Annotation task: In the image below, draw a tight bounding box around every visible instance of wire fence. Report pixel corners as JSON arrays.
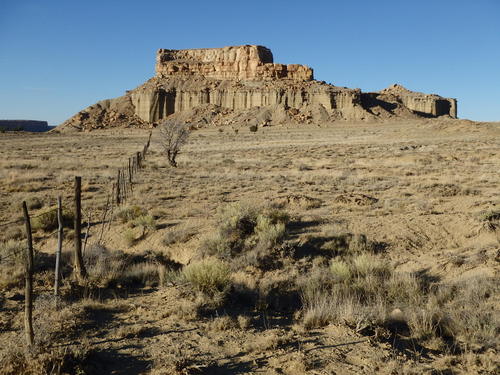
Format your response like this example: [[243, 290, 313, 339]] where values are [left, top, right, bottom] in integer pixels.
[[0, 131, 154, 346]]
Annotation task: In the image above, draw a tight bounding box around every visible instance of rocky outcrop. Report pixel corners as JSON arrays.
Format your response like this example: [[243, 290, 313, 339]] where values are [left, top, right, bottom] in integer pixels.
[[155, 45, 313, 81], [58, 45, 458, 131], [378, 84, 457, 118]]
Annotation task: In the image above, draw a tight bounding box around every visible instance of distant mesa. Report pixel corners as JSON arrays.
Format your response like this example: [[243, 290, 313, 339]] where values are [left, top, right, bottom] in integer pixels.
[[0, 120, 50, 132], [57, 45, 457, 131]]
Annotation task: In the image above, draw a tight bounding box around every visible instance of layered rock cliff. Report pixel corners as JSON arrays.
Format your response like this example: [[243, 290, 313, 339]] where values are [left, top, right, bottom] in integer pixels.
[[58, 45, 457, 131]]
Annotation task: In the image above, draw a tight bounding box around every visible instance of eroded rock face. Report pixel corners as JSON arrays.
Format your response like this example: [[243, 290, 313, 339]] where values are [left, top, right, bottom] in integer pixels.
[[58, 45, 458, 131], [155, 45, 313, 81], [379, 84, 457, 118]]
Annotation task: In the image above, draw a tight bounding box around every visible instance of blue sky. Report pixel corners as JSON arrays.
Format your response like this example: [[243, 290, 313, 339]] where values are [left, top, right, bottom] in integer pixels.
[[1, 0, 499, 124]]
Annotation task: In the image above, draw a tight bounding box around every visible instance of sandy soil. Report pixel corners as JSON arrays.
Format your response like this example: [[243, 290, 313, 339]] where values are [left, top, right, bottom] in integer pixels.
[[0, 119, 498, 374]]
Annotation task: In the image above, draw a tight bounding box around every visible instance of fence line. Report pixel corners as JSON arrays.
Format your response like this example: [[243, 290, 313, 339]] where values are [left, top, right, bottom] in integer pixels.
[[0, 131, 153, 346]]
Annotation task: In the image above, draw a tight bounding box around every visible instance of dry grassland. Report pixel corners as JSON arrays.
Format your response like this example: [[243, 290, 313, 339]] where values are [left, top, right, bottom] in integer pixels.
[[0, 119, 499, 374]]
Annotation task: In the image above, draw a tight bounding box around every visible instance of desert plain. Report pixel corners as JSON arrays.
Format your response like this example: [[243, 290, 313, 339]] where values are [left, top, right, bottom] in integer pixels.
[[0, 118, 499, 374]]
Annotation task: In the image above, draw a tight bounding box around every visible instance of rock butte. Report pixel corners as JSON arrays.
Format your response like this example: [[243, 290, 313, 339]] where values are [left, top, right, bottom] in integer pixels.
[[59, 45, 457, 131]]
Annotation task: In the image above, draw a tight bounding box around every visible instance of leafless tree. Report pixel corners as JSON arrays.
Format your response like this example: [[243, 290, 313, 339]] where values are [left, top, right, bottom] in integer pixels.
[[159, 120, 190, 167]]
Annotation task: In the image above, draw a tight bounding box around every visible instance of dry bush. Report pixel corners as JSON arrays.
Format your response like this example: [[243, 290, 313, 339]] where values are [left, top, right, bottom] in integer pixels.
[[159, 120, 190, 167], [31, 207, 74, 232], [26, 196, 44, 210], [0, 344, 92, 375], [300, 255, 418, 330], [199, 202, 290, 269], [444, 277, 499, 349], [2, 225, 24, 241], [182, 258, 231, 298], [131, 214, 156, 235], [114, 205, 147, 224], [480, 209, 500, 231], [163, 224, 198, 246], [0, 239, 25, 288], [320, 232, 374, 257], [123, 228, 136, 247], [84, 245, 166, 288], [0, 295, 94, 375]]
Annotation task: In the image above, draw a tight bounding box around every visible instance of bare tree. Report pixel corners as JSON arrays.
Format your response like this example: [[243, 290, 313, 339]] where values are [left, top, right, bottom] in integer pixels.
[[159, 120, 190, 167]]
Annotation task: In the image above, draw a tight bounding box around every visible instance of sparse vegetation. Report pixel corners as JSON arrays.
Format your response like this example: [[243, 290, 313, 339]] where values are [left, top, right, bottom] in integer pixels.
[[0, 123, 498, 374]]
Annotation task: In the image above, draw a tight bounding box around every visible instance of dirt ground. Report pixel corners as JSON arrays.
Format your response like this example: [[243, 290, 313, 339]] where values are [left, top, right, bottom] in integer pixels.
[[0, 119, 499, 374]]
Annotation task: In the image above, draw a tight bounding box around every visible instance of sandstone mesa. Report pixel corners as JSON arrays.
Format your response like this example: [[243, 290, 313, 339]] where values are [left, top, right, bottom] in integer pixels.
[[58, 45, 457, 131]]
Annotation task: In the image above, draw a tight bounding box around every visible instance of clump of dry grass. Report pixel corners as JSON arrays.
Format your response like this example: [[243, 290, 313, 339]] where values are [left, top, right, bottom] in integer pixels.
[[114, 205, 147, 224], [84, 245, 166, 288], [182, 257, 231, 299], [0, 239, 26, 288], [0, 295, 96, 375], [163, 224, 198, 246]]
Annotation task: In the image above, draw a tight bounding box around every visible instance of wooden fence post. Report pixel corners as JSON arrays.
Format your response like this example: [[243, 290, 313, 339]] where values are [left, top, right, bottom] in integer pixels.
[[74, 176, 87, 280], [137, 152, 141, 169], [22, 201, 34, 347], [121, 168, 127, 202], [116, 170, 121, 205], [54, 196, 63, 296], [128, 158, 132, 184]]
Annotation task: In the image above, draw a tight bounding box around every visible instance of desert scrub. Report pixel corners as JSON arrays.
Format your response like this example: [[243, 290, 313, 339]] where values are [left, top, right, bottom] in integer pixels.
[[123, 229, 136, 247], [114, 205, 147, 224], [84, 245, 165, 288], [300, 255, 419, 329], [182, 258, 231, 298], [163, 224, 197, 246], [31, 207, 74, 232], [479, 209, 500, 231], [301, 255, 499, 351], [200, 202, 290, 265], [132, 214, 156, 233], [0, 239, 26, 288]]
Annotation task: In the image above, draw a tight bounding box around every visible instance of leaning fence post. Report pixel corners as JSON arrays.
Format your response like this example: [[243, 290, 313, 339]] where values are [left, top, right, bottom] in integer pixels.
[[54, 196, 63, 296], [74, 176, 87, 280], [22, 201, 34, 347]]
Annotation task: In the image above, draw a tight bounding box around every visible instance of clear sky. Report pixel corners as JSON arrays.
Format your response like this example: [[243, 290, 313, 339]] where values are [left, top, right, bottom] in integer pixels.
[[1, 0, 499, 125]]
